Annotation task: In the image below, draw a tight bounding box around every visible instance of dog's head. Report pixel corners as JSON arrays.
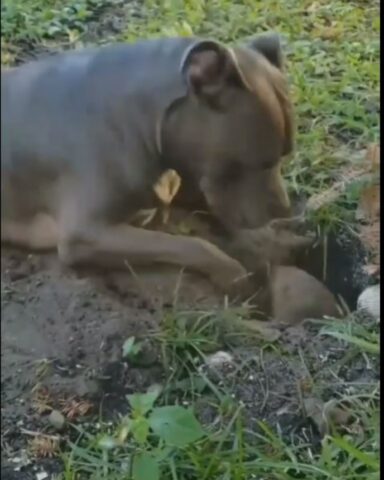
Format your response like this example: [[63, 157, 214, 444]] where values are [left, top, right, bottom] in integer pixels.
[[166, 33, 294, 231]]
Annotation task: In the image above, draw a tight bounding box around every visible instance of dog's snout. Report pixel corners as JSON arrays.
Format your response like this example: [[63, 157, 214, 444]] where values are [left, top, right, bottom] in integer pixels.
[[269, 200, 291, 219]]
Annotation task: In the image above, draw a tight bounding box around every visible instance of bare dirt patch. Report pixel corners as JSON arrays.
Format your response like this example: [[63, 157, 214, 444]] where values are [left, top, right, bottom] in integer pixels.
[[1, 246, 223, 477]]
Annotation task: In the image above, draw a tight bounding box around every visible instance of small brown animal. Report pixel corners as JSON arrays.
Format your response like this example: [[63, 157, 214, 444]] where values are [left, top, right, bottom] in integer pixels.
[[270, 266, 341, 325]]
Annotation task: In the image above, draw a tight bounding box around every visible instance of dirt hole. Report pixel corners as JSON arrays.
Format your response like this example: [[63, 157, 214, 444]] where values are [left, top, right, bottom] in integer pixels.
[[298, 228, 373, 310]]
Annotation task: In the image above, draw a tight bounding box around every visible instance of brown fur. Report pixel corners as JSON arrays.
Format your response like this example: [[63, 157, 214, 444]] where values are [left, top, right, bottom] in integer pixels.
[[230, 46, 294, 155]]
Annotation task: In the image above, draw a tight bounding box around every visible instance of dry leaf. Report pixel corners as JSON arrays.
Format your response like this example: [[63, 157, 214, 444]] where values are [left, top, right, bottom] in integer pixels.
[[306, 167, 367, 211], [28, 435, 60, 458], [356, 184, 380, 221], [359, 221, 380, 261], [153, 169, 181, 205], [362, 263, 380, 278], [365, 143, 380, 173], [357, 143, 380, 268], [307, 144, 380, 212], [60, 396, 93, 420], [131, 170, 182, 228], [32, 387, 54, 415]]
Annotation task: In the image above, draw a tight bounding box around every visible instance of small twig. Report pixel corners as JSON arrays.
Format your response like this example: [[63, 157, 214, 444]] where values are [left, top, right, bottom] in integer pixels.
[[172, 267, 185, 309], [20, 428, 60, 441], [258, 348, 271, 413]]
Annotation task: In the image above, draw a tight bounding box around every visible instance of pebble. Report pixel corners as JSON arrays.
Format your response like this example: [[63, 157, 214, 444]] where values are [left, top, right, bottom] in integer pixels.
[[205, 351, 234, 369], [36, 473, 48, 480], [48, 410, 66, 431], [357, 284, 380, 321]]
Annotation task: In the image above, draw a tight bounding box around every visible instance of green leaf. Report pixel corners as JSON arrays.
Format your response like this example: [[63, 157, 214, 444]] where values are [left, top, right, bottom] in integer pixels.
[[127, 386, 161, 416], [320, 329, 380, 355], [122, 336, 142, 359], [97, 435, 120, 450], [331, 436, 380, 470], [131, 417, 150, 444], [133, 452, 160, 480], [148, 406, 205, 447]]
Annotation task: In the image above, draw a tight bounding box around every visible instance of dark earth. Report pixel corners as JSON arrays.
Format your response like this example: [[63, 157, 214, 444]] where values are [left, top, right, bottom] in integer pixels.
[[1, 218, 379, 479]]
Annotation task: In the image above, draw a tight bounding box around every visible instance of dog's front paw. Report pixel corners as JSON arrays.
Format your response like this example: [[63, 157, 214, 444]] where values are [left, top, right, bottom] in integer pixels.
[[210, 258, 247, 290], [229, 220, 315, 271]]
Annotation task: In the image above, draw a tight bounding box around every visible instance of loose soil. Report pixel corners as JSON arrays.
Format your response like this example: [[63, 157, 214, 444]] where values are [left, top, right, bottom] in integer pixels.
[[1, 243, 223, 478], [1, 223, 379, 479]]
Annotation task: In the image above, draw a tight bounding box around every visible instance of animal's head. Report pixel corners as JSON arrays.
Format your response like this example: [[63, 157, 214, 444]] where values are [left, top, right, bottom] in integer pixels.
[[163, 33, 294, 231]]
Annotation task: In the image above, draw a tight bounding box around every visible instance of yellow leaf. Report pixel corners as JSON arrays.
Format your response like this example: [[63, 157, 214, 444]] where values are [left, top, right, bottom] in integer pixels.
[[153, 169, 181, 205]]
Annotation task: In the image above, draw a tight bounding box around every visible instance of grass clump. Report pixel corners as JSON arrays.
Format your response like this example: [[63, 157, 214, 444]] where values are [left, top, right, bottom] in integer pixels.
[[57, 311, 380, 480]]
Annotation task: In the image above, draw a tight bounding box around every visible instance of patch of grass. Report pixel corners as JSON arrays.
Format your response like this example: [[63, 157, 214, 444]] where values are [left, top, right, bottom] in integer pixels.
[[54, 311, 379, 480], [1, 0, 93, 44], [320, 315, 380, 356], [60, 342, 379, 479]]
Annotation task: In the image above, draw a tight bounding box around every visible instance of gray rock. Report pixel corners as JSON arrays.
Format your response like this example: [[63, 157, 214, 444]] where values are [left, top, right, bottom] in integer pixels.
[[48, 410, 65, 431]]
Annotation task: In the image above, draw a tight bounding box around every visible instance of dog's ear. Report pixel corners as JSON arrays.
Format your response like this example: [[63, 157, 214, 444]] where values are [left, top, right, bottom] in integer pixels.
[[247, 33, 283, 70], [181, 40, 241, 103]]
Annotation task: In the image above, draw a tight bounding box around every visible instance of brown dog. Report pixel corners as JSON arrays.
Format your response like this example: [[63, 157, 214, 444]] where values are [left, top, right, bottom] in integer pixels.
[[1, 34, 302, 295]]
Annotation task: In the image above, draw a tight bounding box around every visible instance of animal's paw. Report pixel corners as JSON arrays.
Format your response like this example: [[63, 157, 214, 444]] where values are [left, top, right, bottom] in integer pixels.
[[210, 258, 247, 290], [229, 217, 315, 271], [211, 260, 271, 303], [266, 217, 316, 251]]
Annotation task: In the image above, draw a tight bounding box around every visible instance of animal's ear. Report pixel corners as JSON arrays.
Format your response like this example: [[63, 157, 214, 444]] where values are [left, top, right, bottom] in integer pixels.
[[181, 40, 241, 103], [247, 33, 283, 70]]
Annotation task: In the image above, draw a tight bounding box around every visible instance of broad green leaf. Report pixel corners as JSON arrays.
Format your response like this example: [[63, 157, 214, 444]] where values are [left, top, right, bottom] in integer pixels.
[[131, 417, 150, 444], [133, 452, 160, 480], [127, 387, 161, 416], [148, 406, 205, 447]]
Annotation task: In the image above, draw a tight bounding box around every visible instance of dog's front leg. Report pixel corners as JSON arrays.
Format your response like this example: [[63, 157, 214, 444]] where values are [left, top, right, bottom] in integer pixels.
[[58, 223, 249, 294]]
